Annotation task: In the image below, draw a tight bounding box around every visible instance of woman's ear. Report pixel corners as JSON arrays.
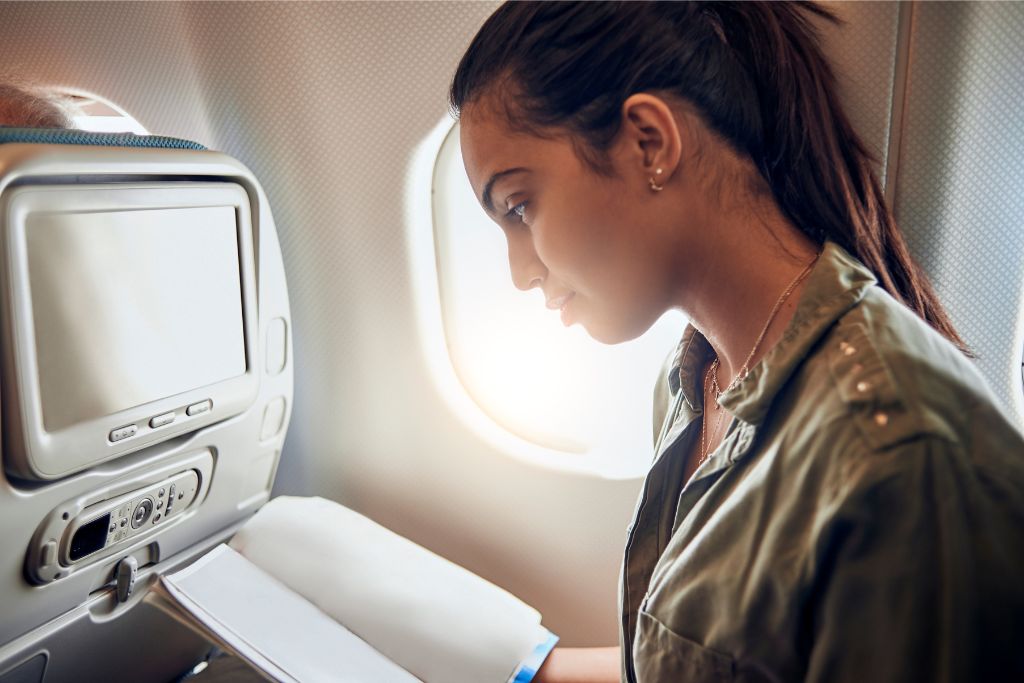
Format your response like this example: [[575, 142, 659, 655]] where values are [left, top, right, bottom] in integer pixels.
[[620, 94, 683, 185]]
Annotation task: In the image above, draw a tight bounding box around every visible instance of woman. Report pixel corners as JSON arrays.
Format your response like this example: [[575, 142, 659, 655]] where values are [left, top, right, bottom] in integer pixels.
[[451, 2, 1024, 682]]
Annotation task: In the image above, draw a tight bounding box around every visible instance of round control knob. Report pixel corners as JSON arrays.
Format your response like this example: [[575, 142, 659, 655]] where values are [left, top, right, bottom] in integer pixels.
[[130, 498, 154, 529]]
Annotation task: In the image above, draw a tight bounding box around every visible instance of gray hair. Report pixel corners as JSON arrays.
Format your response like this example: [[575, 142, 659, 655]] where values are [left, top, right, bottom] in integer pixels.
[[0, 83, 74, 129]]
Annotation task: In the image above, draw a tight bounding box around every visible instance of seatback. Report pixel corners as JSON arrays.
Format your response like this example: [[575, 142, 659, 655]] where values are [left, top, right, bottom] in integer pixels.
[[0, 130, 293, 682]]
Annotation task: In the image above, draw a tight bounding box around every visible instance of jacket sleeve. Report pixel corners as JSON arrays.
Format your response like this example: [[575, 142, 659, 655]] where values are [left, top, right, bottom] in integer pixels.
[[805, 435, 1024, 683]]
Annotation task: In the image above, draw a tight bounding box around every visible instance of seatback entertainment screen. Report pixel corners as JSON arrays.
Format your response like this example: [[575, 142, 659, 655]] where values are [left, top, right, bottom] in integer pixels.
[[27, 206, 247, 432], [2, 181, 259, 481]]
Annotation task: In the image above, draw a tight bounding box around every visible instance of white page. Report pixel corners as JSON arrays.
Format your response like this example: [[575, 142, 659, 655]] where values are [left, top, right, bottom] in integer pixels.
[[230, 497, 549, 683], [160, 545, 422, 683]]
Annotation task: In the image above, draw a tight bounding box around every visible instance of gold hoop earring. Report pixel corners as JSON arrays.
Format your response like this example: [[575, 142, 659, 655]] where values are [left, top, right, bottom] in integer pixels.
[[649, 167, 664, 192]]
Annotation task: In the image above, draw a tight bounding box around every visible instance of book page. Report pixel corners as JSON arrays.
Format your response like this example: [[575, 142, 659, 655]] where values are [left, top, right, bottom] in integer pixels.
[[150, 545, 421, 683], [230, 496, 550, 683]]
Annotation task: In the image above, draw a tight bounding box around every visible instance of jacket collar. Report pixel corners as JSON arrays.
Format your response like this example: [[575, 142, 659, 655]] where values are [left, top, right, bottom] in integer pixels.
[[666, 242, 878, 426]]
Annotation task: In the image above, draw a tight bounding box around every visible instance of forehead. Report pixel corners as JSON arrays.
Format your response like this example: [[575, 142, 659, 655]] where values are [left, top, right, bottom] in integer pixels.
[[459, 102, 577, 199], [459, 105, 528, 193]]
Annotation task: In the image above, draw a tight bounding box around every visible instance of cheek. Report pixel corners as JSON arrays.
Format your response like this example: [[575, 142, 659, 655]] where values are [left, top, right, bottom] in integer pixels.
[[533, 197, 623, 277]]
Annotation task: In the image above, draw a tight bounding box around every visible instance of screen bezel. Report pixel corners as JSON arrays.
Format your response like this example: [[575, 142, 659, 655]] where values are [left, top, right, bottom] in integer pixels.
[[2, 182, 259, 480]]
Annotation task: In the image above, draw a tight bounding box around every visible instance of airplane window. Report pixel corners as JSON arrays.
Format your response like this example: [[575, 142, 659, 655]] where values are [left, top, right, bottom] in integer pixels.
[[64, 91, 148, 134], [424, 122, 687, 478]]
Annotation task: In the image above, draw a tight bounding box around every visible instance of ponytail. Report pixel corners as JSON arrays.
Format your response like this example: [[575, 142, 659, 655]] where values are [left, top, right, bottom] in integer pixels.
[[701, 3, 967, 353], [450, 1, 969, 353]]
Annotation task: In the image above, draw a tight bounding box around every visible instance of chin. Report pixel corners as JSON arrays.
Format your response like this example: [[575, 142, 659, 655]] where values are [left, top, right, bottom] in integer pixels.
[[580, 317, 650, 346]]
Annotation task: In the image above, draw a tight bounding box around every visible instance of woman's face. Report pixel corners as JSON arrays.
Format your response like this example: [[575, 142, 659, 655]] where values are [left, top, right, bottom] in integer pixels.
[[460, 105, 686, 344]]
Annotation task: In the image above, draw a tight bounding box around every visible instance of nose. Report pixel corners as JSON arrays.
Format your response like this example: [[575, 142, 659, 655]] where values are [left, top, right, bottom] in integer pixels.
[[506, 231, 546, 291]]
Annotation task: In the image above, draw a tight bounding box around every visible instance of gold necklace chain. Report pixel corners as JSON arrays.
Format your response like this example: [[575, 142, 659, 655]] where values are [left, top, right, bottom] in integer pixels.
[[698, 255, 818, 469], [698, 362, 728, 468], [710, 255, 819, 401]]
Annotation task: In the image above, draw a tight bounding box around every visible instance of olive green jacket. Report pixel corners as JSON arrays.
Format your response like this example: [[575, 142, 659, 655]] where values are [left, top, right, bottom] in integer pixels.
[[619, 242, 1024, 682]]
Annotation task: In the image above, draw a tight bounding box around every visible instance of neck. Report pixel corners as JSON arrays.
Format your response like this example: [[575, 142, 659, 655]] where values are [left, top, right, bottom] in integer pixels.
[[674, 211, 819, 388]]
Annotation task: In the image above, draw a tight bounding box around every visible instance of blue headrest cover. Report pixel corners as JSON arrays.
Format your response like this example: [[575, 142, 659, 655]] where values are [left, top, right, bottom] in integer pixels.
[[0, 127, 205, 150]]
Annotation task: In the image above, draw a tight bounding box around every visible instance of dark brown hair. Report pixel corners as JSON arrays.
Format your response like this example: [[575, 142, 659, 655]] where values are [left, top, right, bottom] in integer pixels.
[[450, 1, 968, 353]]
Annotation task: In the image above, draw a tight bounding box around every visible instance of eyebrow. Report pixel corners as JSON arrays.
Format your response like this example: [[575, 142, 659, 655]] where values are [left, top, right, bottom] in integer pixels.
[[481, 167, 529, 215]]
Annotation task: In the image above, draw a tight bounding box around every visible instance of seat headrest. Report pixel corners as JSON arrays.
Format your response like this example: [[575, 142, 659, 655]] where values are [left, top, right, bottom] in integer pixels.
[[0, 126, 205, 150]]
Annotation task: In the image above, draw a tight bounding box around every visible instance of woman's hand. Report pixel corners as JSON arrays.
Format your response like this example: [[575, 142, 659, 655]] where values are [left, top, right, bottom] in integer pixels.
[[533, 646, 620, 683]]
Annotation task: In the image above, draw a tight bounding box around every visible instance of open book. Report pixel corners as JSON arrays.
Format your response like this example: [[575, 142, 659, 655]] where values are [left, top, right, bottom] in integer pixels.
[[147, 497, 554, 683]]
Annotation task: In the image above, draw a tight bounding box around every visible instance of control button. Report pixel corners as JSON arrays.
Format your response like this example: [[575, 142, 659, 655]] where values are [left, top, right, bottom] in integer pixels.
[[169, 484, 177, 499], [41, 541, 57, 567], [109, 424, 137, 443], [109, 523, 116, 533], [131, 499, 154, 529], [157, 501, 163, 510], [149, 412, 175, 429], [158, 488, 165, 498], [186, 400, 212, 417], [120, 518, 127, 528], [153, 514, 161, 523]]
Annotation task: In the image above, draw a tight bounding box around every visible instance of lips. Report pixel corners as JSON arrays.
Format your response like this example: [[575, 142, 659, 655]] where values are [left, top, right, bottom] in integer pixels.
[[545, 292, 574, 311], [545, 292, 576, 326]]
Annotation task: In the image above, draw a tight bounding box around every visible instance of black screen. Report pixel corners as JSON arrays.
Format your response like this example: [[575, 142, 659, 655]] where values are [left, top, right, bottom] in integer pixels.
[[69, 513, 110, 561]]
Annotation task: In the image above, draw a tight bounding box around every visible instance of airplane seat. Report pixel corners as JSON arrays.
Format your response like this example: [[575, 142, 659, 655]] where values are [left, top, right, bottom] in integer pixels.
[[0, 128, 293, 682]]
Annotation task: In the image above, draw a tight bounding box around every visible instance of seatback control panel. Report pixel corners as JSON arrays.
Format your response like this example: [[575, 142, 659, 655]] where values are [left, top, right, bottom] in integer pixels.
[[64, 470, 200, 564], [25, 449, 213, 585]]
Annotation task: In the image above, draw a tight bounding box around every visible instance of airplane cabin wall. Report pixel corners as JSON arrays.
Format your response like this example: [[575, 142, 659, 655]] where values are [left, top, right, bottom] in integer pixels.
[[893, 2, 1024, 422], [1, 1, 1019, 648]]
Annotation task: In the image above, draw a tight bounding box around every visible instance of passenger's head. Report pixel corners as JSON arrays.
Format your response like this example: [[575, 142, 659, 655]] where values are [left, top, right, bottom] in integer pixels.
[[0, 83, 73, 129], [451, 1, 965, 350]]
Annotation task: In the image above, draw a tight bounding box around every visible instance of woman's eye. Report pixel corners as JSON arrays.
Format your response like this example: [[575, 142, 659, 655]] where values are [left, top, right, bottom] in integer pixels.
[[505, 201, 529, 224]]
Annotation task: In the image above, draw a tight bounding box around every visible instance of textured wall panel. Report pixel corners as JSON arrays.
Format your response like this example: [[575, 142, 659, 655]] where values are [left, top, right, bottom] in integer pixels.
[[0, 1, 911, 647], [895, 2, 1024, 423], [821, 1, 901, 187]]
